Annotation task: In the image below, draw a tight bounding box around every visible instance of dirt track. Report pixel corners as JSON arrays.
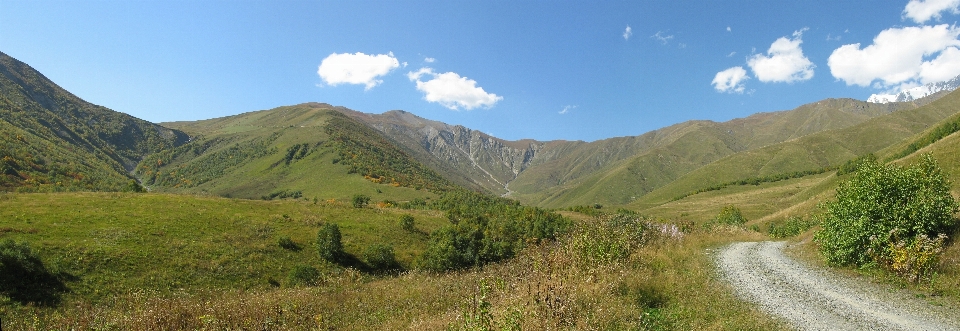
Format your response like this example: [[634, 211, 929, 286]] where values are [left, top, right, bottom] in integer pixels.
[[717, 241, 960, 331]]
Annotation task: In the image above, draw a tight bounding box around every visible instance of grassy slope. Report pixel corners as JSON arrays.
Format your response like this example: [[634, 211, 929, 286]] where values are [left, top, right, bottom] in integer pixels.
[[0, 192, 786, 330], [0, 51, 188, 192], [509, 98, 925, 208], [143, 103, 438, 202], [0, 192, 448, 303], [631, 89, 960, 210]]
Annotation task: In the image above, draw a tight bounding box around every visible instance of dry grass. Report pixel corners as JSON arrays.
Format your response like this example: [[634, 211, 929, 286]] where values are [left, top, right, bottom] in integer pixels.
[[2, 215, 786, 330]]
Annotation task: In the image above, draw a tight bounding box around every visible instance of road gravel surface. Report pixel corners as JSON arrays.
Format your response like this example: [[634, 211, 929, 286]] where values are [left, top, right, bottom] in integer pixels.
[[717, 241, 960, 331]]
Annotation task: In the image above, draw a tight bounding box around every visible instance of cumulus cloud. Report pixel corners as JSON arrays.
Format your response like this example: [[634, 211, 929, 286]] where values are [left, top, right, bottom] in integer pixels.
[[827, 24, 960, 88], [407, 68, 502, 110], [747, 29, 815, 83], [559, 105, 577, 114], [424, 57, 436, 63], [904, 0, 960, 23], [651, 31, 674, 44], [317, 52, 400, 90], [623, 26, 633, 40], [727, 26, 732, 32], [712, 66, 750, 93]]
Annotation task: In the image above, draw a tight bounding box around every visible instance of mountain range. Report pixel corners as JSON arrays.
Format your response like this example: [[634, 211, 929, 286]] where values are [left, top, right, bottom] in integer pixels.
[[3, 50, 960, 211], [867, 75, 960, 103]]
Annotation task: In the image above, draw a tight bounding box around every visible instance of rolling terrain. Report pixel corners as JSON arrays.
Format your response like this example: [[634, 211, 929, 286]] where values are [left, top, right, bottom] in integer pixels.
[[346, 96, 941, 208], [0, 51, 188, 192], [3, 51, 960, 330]]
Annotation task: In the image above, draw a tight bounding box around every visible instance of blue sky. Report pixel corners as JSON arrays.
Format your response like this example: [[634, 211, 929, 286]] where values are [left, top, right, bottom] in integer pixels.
[[3, 1, 960, 142]]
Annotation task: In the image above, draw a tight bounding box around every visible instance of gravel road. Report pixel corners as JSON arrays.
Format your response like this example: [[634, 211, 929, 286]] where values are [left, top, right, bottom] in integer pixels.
[[717, 241, 960, 331]]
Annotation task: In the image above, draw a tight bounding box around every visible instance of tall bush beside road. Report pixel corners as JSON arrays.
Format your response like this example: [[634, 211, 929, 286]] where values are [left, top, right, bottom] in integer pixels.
[[816, 154, 958, 280]]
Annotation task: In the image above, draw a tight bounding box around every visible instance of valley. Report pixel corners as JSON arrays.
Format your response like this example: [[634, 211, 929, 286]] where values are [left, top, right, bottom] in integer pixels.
[[2, 49, 960, 330]]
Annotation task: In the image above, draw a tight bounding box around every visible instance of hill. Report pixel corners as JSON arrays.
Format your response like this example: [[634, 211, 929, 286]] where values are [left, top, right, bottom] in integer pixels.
[[347, 97, 936, 207], [632, 88, 960, 211], [0, 51, 188, 192], [140, 103, 456, 201]]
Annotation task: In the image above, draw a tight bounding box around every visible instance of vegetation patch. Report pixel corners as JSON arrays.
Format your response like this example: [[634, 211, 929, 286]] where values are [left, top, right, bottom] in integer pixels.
[[815, 154, 958, 282], [767, 216, 818, 238]]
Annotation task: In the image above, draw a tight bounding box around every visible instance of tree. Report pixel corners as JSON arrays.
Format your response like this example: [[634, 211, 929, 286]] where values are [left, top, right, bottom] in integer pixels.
[[815, 154, 958, 267], [316, 223, 343, 262]]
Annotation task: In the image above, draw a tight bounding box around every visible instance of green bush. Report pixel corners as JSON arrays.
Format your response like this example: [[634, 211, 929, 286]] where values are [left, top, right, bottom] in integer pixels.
[[351, 194, 370, 208], [399, 214, 416, 232], [815, 154, 958, 268], [0, 239, 67, 305], [316, 223, 343, 262], [714, 205, 746, 226], [768, 216, 818, 238], [287, 264, 320, 286], [363, 243, 398, 270]]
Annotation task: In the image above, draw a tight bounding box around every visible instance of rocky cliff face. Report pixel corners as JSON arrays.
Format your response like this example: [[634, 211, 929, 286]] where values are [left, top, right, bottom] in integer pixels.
[[338, 109, 551, 194]]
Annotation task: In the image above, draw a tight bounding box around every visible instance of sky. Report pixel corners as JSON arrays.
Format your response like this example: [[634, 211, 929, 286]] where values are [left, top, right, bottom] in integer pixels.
[[3, 0, 960, 142]]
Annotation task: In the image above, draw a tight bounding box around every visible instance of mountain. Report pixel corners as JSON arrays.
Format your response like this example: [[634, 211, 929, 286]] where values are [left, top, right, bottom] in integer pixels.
[[140, 103, 453, 201], [631, 88, 960, 209], [0, 51, 188, 192], [346, 97, 938, 207], [867, 75, 960, 103]]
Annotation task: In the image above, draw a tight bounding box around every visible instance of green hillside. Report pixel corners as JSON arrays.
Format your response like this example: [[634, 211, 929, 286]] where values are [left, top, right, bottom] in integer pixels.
[[631, 89, 960, 209], [506, 98, 927, 208], [0, 51, 187, 192], [139, 103, 455, 201]]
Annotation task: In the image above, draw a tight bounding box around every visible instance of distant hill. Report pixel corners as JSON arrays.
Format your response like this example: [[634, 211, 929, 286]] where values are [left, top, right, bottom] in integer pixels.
[[631, 88, 960, 209], [0, 51, 188, 192], [141, 103, 454, 201], [347, 96, 937, 207]]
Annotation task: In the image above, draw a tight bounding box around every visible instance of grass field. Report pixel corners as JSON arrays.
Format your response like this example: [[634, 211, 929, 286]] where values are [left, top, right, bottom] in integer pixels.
[[0, 193, 788, 329], [0, 192, 448, 303]]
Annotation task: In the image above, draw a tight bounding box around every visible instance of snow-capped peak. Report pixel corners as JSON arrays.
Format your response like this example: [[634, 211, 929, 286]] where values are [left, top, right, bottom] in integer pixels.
[[867, 75, 960, 103]]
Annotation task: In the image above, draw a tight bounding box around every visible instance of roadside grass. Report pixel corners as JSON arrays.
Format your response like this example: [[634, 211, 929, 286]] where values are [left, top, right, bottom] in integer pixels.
[[1, 194, 786, 330]]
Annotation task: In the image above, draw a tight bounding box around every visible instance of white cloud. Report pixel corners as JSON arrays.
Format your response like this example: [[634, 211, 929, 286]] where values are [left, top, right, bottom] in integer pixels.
[[904, 0, 960, 23], [623, 26, 633, 40], [424, 57, 436, 63], [727, 51, 737, 57], [402, 61, 408, 68], [559, 105, 577, 114], [747, 29, 815, 83], [712, 66, 750, 93], [727, 26, 732, 32], [651, 31, 674, 44], [827, 24, 960, 88], [407, 67, 502, 110], [317, 52, 400, 90]]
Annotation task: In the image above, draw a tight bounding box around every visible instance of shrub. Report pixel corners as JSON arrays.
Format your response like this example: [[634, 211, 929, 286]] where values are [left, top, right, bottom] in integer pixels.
[[714, 205, 746, 226], [0, 239, 67, 305], [316, 223, 343, 262], [815, 154, 958, 268], [399, 214, 416, 232], [417, 223, 483, 272], [351, 194, 370, 208], [768, 216, 818, 238], [870, 230, 947, 283], [287, 264, 320, 286], [363, 243, 398, 270]]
